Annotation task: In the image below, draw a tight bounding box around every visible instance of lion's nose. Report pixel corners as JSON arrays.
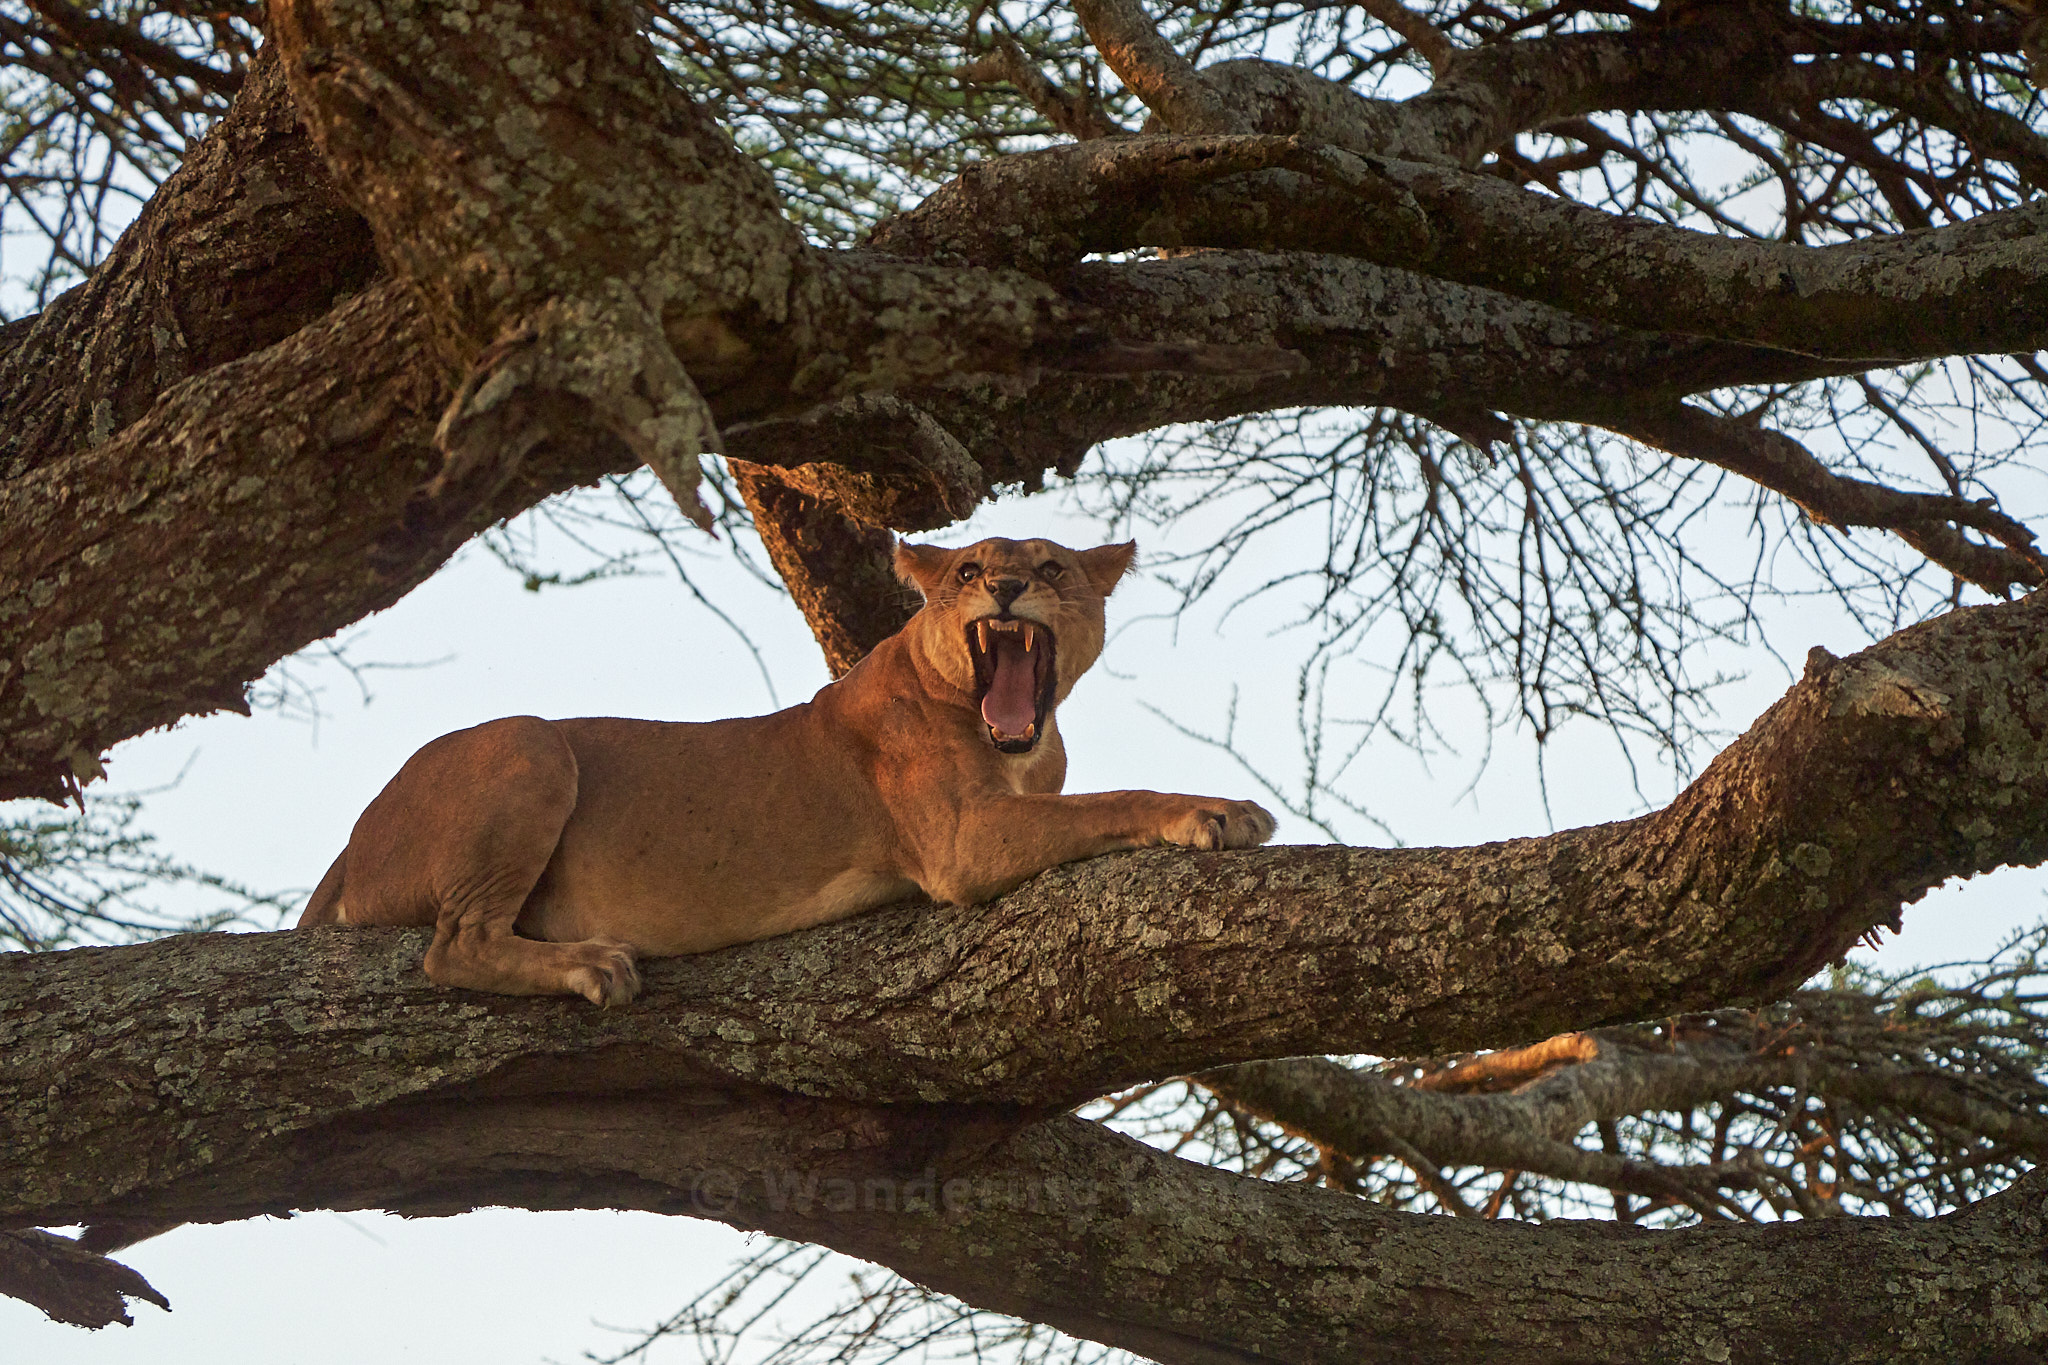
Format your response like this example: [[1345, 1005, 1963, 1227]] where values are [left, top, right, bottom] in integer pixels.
[[988, 577, 1028, 611]]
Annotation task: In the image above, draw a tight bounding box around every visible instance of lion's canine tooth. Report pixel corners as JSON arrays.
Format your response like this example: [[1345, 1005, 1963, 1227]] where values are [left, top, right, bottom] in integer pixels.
[[1023, 623, 1034, 651], [976, 620, 990, 652]]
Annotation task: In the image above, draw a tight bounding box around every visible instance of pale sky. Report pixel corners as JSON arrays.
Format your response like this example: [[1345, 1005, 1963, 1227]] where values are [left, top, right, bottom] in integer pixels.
[[6, 485, 2042, 1364]]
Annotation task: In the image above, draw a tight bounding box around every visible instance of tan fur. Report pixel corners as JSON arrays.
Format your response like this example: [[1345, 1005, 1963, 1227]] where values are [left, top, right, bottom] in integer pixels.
[[300, 537, 1276, 1005]]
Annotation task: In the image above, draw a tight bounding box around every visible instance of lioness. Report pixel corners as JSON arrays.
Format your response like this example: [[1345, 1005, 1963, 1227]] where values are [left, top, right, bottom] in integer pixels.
[[299, 536, 1276, 1004]]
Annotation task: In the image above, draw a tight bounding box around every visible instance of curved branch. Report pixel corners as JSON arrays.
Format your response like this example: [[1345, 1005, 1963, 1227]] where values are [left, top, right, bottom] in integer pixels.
[[1761, 55, 2048, 189], [1199, 1037, 2048, 1215], [954, 34, 1126, 142], [876, 133, 2048, 364], [1200, 1053, 1768, 1216], [1613, 403, 2047, 592], [1186, 4, 1817, 168], [5, 1055, 2046, 1363], [1360, 0, 1456, 79], [21, 0, 243, 98]]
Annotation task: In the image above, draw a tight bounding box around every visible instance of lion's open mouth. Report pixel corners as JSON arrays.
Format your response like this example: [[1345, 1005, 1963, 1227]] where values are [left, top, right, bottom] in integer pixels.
[[967, 617, 1057, 753]]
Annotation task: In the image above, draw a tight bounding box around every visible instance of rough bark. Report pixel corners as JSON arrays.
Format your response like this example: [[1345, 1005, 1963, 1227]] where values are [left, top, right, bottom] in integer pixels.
[[5, 1, 2048, 1352], [6, 954, 2048, 1362], [731, 463, 919, 677], [0, 1229, 168, 1329], [0, 281, 633, 803], [875, 133, 2048, 365], [1083, 0, 2036, 176], [0, 44, 378, 486]]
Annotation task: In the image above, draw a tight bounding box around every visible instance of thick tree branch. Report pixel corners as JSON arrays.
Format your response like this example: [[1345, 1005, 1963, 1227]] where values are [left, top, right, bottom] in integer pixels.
[[898, 251, 1872, 492], [1186, 3, 1810, 168], [875, 133, 2048, 364], [0, 283, 438, 803], [0, 43, 377, 485], [729, 461, 918, 677], [5, 1036, 2046, 1362]]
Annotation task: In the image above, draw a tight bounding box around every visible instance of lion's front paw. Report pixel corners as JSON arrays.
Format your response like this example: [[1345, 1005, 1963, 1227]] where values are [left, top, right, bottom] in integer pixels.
[[1162, 799, 1277, 852], [566, 937, 642, 1007]]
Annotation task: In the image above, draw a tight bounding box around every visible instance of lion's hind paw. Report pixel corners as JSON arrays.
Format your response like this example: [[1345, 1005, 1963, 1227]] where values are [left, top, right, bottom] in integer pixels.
[[567, 937, 642, 1007]]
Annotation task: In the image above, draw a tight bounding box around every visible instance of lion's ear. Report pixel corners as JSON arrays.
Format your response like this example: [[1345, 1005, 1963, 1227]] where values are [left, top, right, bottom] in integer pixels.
[[894, 540, 951, 601], [1077, 541, 1137, 596]]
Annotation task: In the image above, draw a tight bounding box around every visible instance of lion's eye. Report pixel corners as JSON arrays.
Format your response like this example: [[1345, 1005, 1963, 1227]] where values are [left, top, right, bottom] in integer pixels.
[[956, 563, 982, 583], [1038, 561, 1064, 580]]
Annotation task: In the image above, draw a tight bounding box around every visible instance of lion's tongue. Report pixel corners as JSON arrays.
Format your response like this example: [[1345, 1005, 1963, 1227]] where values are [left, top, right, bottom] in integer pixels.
[[981, 639, 1037, 737]]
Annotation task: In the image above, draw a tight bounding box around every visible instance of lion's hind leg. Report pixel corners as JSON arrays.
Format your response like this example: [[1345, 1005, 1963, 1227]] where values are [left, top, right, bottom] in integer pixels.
[[424, 879, 643, 1008], [347, 716, 642, 1006]]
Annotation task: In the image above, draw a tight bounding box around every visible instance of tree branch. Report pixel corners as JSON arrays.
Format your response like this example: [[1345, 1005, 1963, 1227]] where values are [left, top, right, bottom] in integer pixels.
[[5, 1038, 2046, 1362], [1360, 0, 1456, 79], [21, 0, 243, 99], [0, 42, 377, 485], [729, 461, 918, 677], [1757, 53, 2048, 189], [955, 33, 1126, 142], [875, 133, 2048, 364], [1201, 1053, 1764, 1218], [1613, 402, 2047, 592], [1071, 0, 1245, 134], [1186, 4, 1811, 168]]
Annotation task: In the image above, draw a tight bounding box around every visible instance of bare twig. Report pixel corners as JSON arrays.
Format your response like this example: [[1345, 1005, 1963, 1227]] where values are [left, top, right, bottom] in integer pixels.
[[1359, 0, 1457, 79], [956, 33, 1126, 142]]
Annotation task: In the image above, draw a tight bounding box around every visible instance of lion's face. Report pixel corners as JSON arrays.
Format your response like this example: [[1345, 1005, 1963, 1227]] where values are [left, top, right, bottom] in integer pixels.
[[895, 537, 1136, 754]]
